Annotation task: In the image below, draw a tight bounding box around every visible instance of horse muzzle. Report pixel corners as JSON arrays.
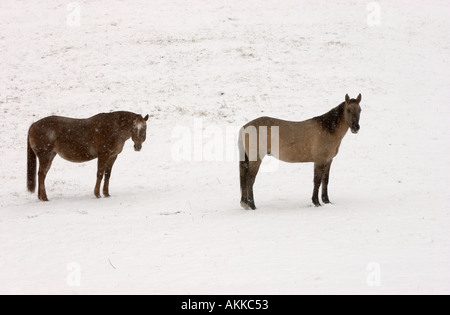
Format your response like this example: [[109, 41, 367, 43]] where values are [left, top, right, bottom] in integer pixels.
[[351, 124, 360, 134], [134, 144, 142, 152]]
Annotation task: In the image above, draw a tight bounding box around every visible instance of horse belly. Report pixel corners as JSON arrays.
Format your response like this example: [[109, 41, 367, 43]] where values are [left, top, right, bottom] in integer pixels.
[[55, 141, 98, 163], [277, 145, 314, 163], [275, 134, 315, 163]]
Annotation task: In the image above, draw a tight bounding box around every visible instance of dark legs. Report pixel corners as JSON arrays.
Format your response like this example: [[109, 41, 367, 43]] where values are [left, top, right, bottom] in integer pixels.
[[94, 156, 106, 198], [103, 156, 118, 197], [37, 151, 57, 202], [240, 156, 262, 210], [240, 159, 249, 208], [312, 160, 333, 207], [240, 156, 333, 208], [34, 151, 119, 201], [94, 155, 117, 198], [321, 162, 332, 204]]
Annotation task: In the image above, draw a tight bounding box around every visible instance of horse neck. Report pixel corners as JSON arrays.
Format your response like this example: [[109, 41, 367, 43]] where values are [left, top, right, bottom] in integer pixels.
[[116, 113, 137, 139], [333, 104, 350, 140], [315, 103, 347, 137], [335, 118, 349, 140]]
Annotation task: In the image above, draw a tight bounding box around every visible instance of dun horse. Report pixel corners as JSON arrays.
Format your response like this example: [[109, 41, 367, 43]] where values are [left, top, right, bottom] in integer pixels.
[[27, 111, 149, 201], [239, 94, 362, 209]]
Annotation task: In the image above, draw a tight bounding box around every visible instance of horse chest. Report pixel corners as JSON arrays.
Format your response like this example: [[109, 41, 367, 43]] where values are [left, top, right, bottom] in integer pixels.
[[313, 134, 343, 161], [100, 140, 125, 156], [112, 142, 125, 155]]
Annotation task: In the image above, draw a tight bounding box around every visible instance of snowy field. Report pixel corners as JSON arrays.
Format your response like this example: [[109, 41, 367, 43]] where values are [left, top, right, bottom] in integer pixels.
[[1, 0, 449, 294]]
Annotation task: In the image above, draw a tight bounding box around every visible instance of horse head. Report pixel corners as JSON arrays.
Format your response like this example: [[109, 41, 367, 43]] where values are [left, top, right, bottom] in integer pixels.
[[132, 114, 149, 151], [344, 94, 362, 134]]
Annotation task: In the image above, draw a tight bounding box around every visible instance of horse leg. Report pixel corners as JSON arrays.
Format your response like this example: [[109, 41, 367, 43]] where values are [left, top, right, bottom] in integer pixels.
[[103, 155, 118, 198], [321, 161, 332, 204], [94, 155, 108, 198], [245, 158, 262, 210], [37, 151, 56, 202], [240, 156, 249, 209], [312, 162, 327, 207]]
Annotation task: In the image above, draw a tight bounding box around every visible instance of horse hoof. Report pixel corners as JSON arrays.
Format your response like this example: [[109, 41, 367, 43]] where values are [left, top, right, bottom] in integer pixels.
[[241, 201, 256, 210], [104, 194, 111, 198], [38, 193, 49, 202], [240, 202, 250, 210], [248, 202, 257, 210]]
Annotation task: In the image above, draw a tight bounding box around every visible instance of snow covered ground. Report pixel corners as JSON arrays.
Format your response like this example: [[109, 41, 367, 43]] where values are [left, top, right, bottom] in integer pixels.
[[1, 0, 449, 294]]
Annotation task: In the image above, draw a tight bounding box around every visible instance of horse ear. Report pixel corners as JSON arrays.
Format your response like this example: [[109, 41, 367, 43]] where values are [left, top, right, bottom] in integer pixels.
[[144, 114, 149, 121], [356, 94, 362, 103], [345, 94, 350, 104]]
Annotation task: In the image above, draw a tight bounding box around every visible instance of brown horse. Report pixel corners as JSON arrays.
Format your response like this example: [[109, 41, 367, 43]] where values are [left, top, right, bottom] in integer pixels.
[[239, 94, 362, 209], [27, 111, 149, 201]]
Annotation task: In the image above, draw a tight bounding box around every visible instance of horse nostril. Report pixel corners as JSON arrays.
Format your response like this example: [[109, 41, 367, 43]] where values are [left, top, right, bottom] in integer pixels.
[[351, 122, 360, 133]]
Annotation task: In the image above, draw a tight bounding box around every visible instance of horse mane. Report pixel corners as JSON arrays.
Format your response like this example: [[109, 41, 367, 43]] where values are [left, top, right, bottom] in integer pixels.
[[107, 111, 139, 128], [313, 102, 345, 134]]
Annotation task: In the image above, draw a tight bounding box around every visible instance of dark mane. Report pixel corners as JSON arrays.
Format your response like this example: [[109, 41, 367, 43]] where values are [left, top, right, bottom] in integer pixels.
[[313, 102, 345, 134], [103, 111, 140, 128]]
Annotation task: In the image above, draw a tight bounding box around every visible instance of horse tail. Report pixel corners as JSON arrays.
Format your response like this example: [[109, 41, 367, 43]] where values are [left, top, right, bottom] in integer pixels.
[[27, 134, 37, 193]]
